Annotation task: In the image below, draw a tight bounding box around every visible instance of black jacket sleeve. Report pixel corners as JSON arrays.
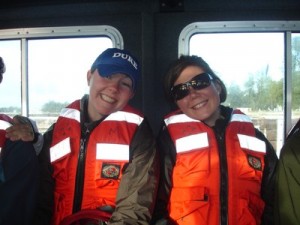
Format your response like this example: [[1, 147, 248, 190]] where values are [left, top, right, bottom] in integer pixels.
[[33, 125, 55, 225], [256, 129, 278, 225], [151, 124, 177, 225]]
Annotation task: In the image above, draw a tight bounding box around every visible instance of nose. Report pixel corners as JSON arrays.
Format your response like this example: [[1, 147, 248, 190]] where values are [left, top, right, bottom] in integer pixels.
[[107, 79, 120, 92], [188, 86, 198, 97]]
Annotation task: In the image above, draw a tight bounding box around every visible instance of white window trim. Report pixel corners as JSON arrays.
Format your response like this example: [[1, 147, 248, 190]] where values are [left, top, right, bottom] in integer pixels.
[[0, 25, 123, 48], [179, 21, 300, 56]]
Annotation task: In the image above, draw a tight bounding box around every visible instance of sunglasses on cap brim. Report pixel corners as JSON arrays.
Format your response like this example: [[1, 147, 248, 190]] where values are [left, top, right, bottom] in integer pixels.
[[171, 72, 213, 101]]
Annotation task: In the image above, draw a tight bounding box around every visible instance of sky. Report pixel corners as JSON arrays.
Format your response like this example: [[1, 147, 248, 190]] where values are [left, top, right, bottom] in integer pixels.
[[189, 33, 284, 88]]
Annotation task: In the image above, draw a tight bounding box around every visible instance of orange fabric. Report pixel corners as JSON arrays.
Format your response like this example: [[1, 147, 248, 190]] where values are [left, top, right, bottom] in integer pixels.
[[165, 109, 266, 225], [51, 101, 141, 225]]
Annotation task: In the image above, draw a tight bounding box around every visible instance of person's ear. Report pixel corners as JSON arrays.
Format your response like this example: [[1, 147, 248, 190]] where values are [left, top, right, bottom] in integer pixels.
[[87, 70, 92, 86]]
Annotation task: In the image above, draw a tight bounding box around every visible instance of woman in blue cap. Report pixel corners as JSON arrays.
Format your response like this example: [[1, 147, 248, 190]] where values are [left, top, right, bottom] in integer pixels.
[[35, 48, 159, 225]]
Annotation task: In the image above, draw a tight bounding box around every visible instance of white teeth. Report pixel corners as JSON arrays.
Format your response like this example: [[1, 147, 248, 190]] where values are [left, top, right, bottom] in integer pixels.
[[193, 101, 206, 109], [102, 94, 115, 103]]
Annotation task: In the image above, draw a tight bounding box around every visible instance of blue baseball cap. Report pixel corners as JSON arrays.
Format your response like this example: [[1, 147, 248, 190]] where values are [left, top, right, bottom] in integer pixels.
[[91, 48, 140, 91]]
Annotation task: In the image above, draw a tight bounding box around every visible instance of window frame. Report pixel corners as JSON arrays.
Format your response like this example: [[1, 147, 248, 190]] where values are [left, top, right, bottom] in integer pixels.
[[179, 20, 300, 137], [0, 25, 123, 116]]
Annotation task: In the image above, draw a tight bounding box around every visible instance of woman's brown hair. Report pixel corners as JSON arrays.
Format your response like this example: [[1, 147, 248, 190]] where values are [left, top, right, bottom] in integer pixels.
[[164, 55, 227, 103]]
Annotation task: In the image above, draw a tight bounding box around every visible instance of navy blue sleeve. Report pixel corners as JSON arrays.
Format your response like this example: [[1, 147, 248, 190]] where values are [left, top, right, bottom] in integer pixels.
[[0, 140, 39, 225]]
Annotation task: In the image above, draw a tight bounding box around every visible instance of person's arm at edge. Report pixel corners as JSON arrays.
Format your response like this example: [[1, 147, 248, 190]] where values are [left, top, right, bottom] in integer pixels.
[[108, 118, 160, 225]]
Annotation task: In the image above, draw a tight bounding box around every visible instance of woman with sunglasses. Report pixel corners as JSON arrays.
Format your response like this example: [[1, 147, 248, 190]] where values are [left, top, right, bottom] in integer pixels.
[[151, 55, 278, 225]]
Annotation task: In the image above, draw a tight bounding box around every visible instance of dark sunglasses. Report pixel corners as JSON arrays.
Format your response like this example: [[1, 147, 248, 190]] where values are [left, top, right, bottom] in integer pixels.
[[171, 73, 213, 101]]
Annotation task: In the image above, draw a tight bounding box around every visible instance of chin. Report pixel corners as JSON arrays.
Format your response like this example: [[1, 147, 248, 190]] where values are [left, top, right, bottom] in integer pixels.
[[193, 113, 210, 121]]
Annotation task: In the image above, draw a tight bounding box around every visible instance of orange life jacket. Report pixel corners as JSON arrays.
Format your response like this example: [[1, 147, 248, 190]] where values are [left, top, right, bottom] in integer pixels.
[[164, 109, 266, 225], [50, 100, 143, 225]]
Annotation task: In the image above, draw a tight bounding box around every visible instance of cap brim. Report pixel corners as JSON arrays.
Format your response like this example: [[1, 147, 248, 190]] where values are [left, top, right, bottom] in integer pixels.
[[96, 64, 137, 90]]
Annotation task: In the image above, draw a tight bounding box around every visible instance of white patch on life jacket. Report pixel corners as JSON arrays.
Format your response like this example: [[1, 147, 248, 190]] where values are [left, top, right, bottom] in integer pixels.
[[237, 134, 266, 153], [0, 120, 12, 130], [165, 114, 198, 125], [176, 132, 209, 153], [50, 137, 71, 162], [231, 114, 252, 123], [96, 143, 129, 161], [0, 147, 2, 154], [60, 108, 80, 123], [105, 111, 143, 125]]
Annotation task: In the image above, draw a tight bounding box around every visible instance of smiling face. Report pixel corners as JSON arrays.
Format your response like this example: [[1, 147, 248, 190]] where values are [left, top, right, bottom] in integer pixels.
[[87, 69, 134, 121], [174, 65, 221, 126]]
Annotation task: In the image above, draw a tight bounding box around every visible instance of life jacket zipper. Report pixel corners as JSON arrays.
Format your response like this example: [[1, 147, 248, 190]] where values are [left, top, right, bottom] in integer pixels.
[[72, 128, 90, 213]]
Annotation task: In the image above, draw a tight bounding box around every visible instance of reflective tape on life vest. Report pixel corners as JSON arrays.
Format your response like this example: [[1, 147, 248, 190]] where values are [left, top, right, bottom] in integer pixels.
[[96, 143, 129, 161], [237, 134, 266, 153], [60, 108, 81, 123], [231, 113, 252, 123], [50, 137, 71, 162], [105, 111, 143, 125], [60, 108, 143, 126], [164, 114, 198, 125], [176, 132, 209, 153]]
